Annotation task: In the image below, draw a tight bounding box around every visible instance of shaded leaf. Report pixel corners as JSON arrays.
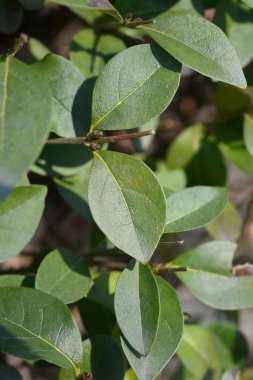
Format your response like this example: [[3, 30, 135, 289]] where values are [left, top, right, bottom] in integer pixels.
[[164, 186, 227, 233], [0, 287, 83, 372], [51, 0, 123, 22], [115, 260, 160, 356], [0, 56, 52, 200], [244, 114, 253, 157], [122, 276, 183, 380], [91, 44, 181, 131], [33, 54, 88, 138], [18, 0, 44, 10], [70, 29, 125, 78], [0, 186, 47, 263], [59, 335, 125, 380], [0, 365, 22, 380], [88, 150, 166, 262], [215, 83, 251, 117], [138, 11, 246, 88], [0, 0, 23, 34], [35, 249, 93, 304], [173, 241, 253, 309]]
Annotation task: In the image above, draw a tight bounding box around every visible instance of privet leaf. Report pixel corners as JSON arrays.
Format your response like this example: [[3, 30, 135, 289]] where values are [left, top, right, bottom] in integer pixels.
[[59, 335, 125, 380], [0, 365, 22, 380], [122, 276, 183, 380], [91, 44, 181, 131], [164, 186, 227, 233], [33, 54, 87, 138], [0, 56, 52, 200], [173, 241, 253, 309], [35, 249, 93, 304], [51, 0, 123, 22], [88, 150, 166, 262], [70, 29, 126, 78], [0, 287, 83, 372], [244, 114, 253, 157], [0, 186, 47, 263], [0, 275, 25, 287], [0, 0, 23, 34], [115, 260, 160, 356], [177, 325, 222, 380], [215, 83, 251, 117], [138, 11, 246, 88]]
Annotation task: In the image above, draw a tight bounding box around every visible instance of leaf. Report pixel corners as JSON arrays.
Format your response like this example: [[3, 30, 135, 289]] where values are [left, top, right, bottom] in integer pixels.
[[35, 249, 93, 304], [88, 150, 166, 262], [90, 43, 181, 131], [28, 38, 50, 61], [0, 287, 83, 372], [138, 11, 246, 88], [18, 0, 44, 10], [155, 169, 186, 196], [0, 275, 25, 287], [115, 260, 160, 356], [243, 0, 253, 7], [172, 241, 253, 309], [0, 365, 22, 380], [214, 0, 253, 68], [244, 114, 253, 157], [0, 185, 47, 263], [70, 29, 126, 78], [177, 325, 222, 380], [59, 335, 125, 380], [122, 276, 183, 380], [218, 117, 253, 176], [114, 0, 204, 18], [88, 271, 121, 313], [54, 162, 92, 221], [51, 0, 123, 22], [0, 56, 52, 200], [33, 54, 88, 138], [164, 186, 227, 233], [206, 201, 243, 242], [215, 83, 251, 117], [0, 0, 23, 34]]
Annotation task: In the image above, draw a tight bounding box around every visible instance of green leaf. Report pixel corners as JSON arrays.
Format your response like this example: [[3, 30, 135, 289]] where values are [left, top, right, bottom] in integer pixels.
[[90, 44, 181, 131], [172, 241, 253, 309], [0, 0, 23, 34], [177, 325, 222, 380], [155, 169, 186, 196], [28, 38, 50, 61], [138, 11, 246, 88], [70, 29, 126, 78], [215, 83, 251, 117], [243, 0, 253, 7], [244, 114, 253, 157], [59, 335, 125, 380], [0, 56, 52, 200], [88, 150, 166, 262], [115, 260, 160, 356], [0, 186, 47, 263], [206, 201, 243, 242], [54, 162, 92, 221], [88, 271, 121, 313], [18, 0, 44, 10], [214, 0, 253, 68], [114, 0, 204, 18], [33, 54, 88, 138], [122, 276, 183, 380], [0, 275, 25, 287], [0, 287, 83, 372], [35, 249, 93, 304], [50, 0, 123, 22], [218, 117, 253, 176], [0, 365, 22, 380], [164, 186, 227, 233]]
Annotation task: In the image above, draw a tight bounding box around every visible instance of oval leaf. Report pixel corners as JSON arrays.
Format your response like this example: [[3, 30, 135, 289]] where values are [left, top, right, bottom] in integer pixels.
[[59, 335, 125, 380], [164, 186, 227, 233], [0, 275, 25, 287], [122, 276, 183, 380], [33, 54, 87, 138], [172, 241, 253, 309], [90, 44, 181, 131], [0, 287, 83, 372], [138, 11, 246, 88], [0, 185, 47, 263], [0, 1, 23, 34], [88, 150, 166, 262], [51, 0, 123, 22], [70, 29, 126, 78], [0, 56, 52, 200], [115, 260, 160, 356], [35, 249, 93, 304], [244, 114, 253, 157]]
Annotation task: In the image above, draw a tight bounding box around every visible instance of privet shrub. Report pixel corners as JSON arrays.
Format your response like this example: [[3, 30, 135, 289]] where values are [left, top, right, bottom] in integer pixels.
[[0, 0, 253, 379]]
